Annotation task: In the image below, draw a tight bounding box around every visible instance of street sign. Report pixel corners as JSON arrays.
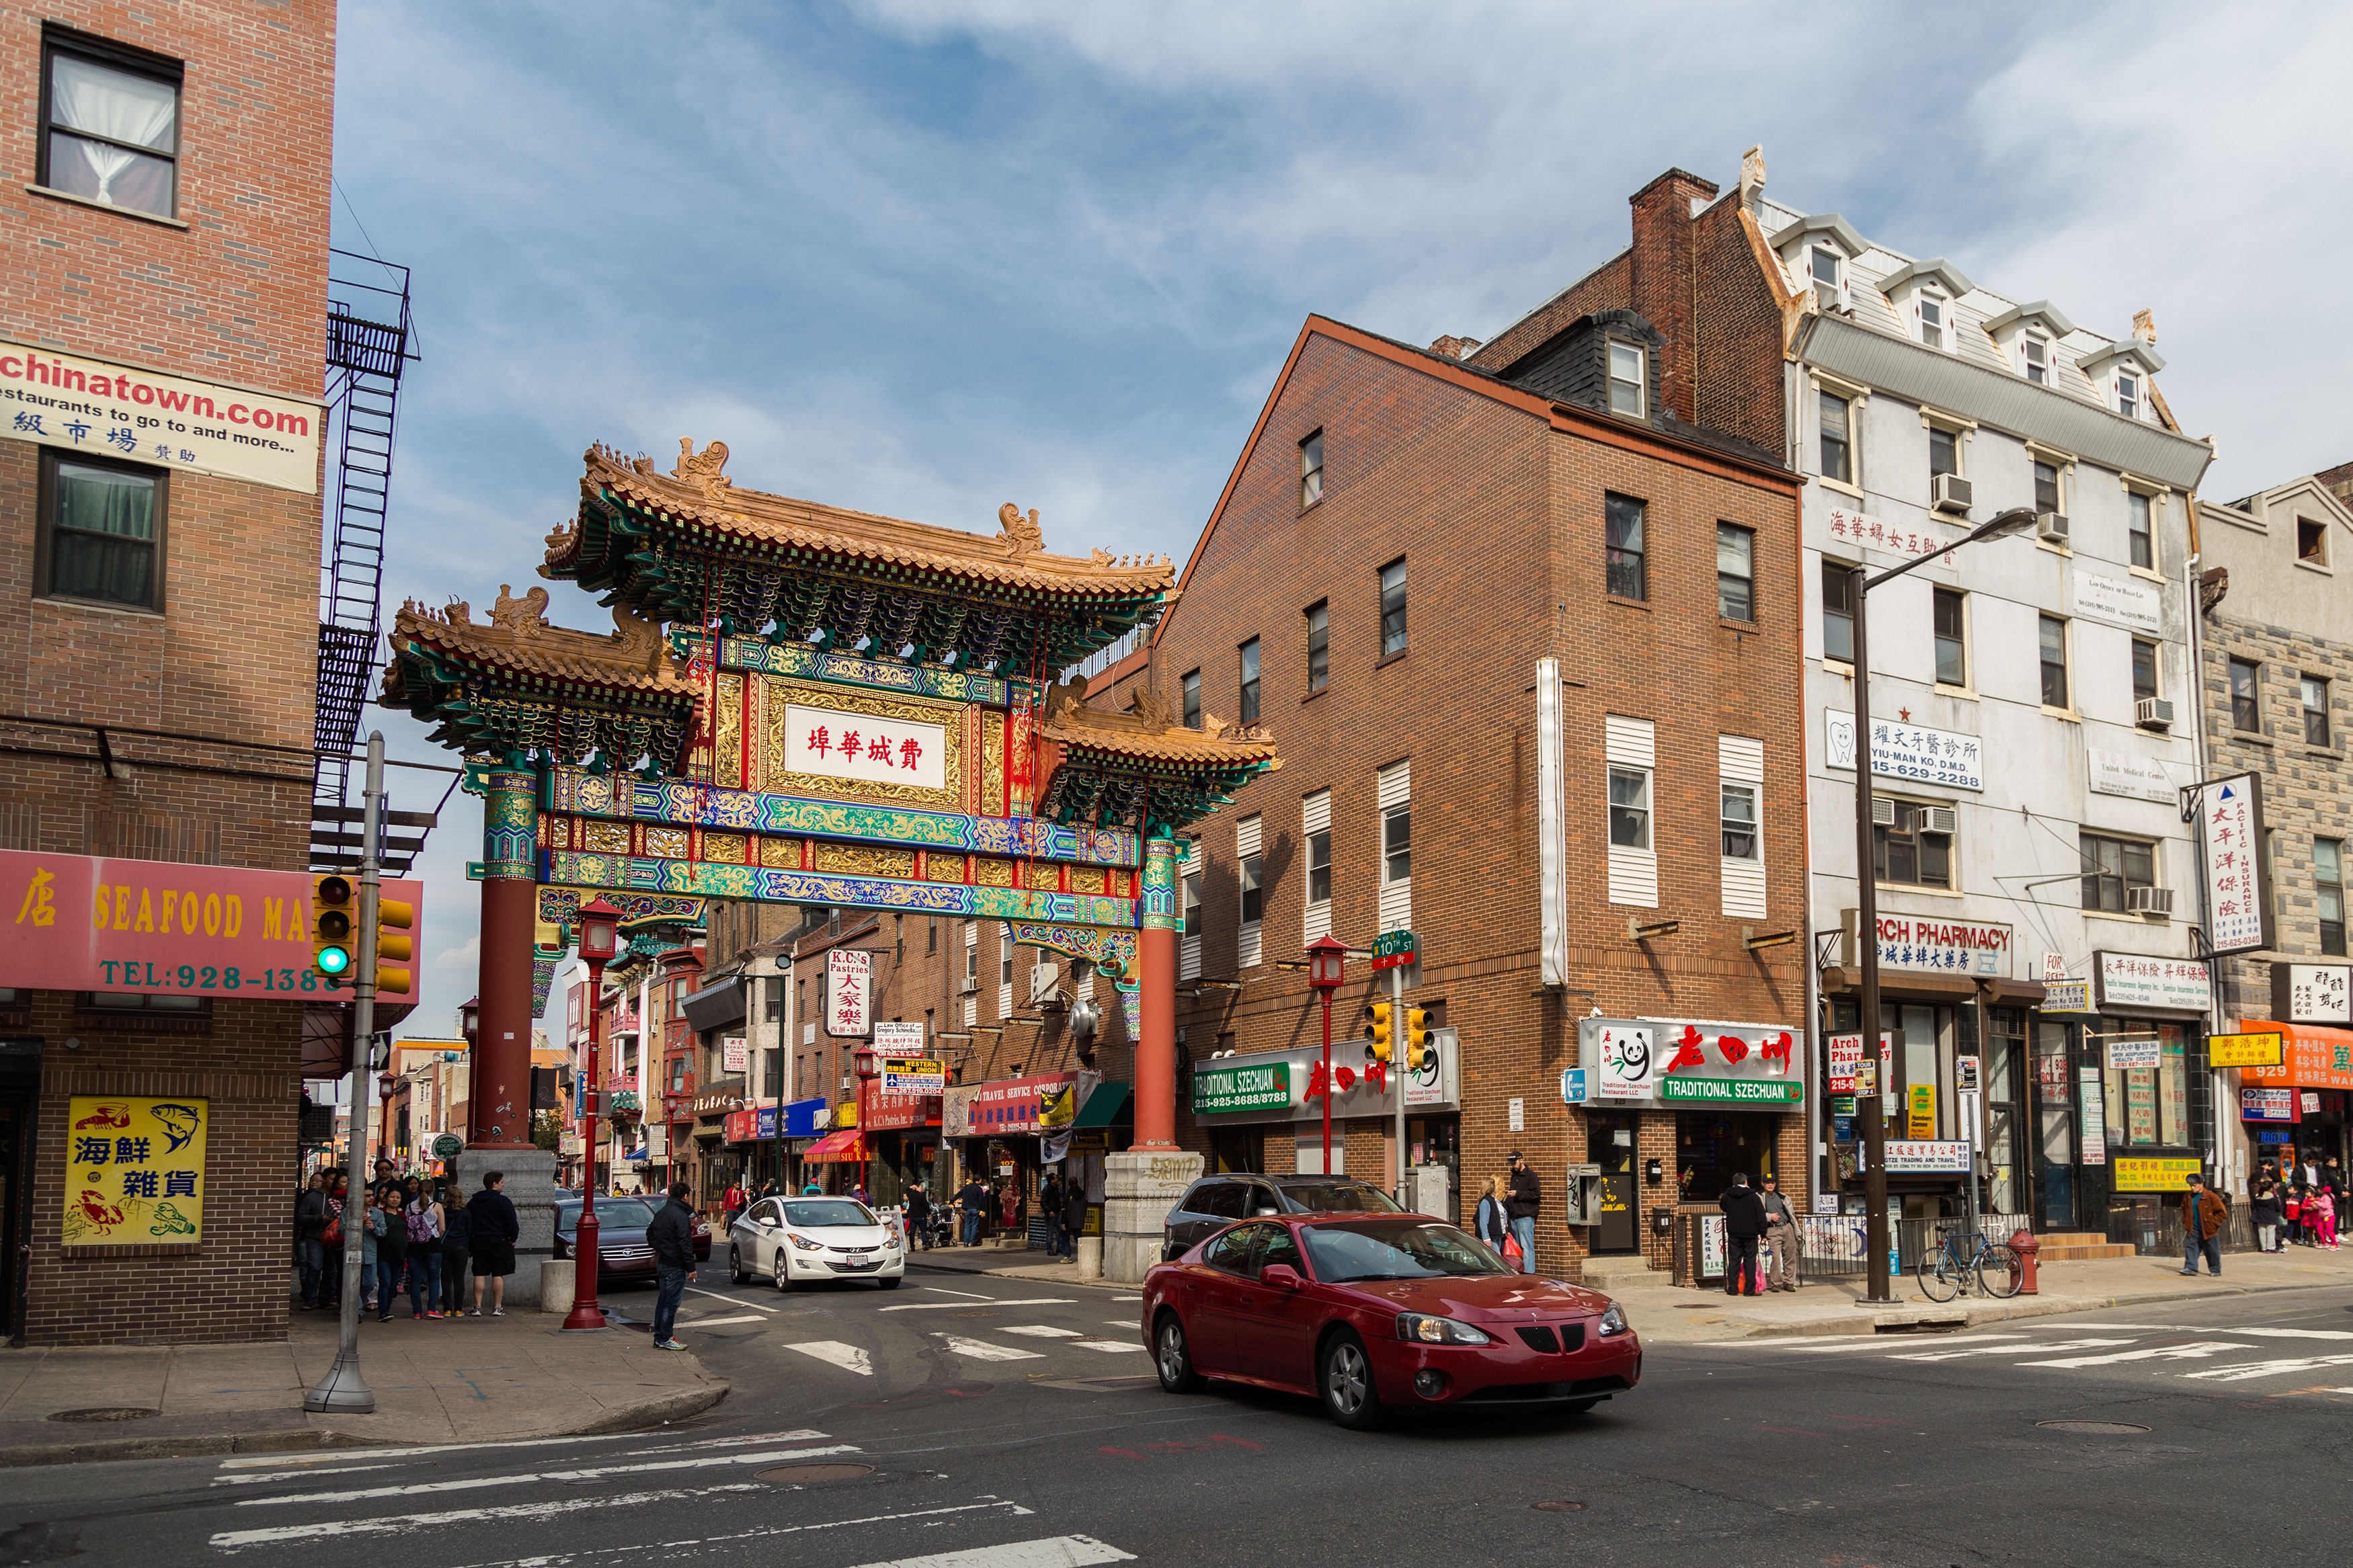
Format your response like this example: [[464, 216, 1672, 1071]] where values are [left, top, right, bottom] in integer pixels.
[[2210, 1030, 2285, 1069], [1371, 930, 1418, 971], [883, 1059, 945, 1095], [432, 1132, 463, 1159]]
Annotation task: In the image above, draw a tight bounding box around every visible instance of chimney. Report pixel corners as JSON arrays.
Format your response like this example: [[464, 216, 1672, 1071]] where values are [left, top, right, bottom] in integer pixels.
[[1628, 168, 1720, 425], [2132, 308, 2157, 345], [1739, 145, 1765, 212], [1428, 335, 1483, 360]]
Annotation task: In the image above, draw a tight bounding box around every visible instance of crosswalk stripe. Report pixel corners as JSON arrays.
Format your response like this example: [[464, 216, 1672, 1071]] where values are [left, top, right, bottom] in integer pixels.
[[216, 1433, 647, 1469], [1773, 1335, 2030, 1353], [846, 1534, 1135, 1568], [2021, 1341, 2252, 1368], [939, 1334, 1045, 1362], [235, 1440, 851, 1508], [1889, 1338, 2134, 1362], [405, 1499, 1039, 1566], [882, 1298, 1076, 1312], [688, 1285, 776, 1313], [690, 1313, 769, 1327], [788, 1341, 875, 1376], [1073, 1340, 1144, 1354], [2182, 1352, 2353, 1383], [212, 1481, 772, 1546], [1000, 1325, 1084, 1338]]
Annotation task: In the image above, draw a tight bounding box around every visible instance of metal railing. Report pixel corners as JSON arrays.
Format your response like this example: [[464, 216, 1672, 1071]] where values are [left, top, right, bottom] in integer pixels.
[[1673, 1211, 2033, 1284]]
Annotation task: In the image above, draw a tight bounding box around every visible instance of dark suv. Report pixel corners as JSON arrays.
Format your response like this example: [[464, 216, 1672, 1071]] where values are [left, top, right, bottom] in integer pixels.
[[1160, 1173, 1406, 1260]]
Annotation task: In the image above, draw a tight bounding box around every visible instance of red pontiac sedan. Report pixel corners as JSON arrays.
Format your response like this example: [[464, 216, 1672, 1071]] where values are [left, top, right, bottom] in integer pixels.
[[1142, 1214, 1640, 1429]]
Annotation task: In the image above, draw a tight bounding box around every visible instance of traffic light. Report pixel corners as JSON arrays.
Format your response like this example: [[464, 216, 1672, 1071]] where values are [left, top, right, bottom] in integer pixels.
[[1366, 1000, 1394, 1065], [373, 895, 415, 995], [312, 874, 355, 984], [1402, 1007, 1435, 1070]]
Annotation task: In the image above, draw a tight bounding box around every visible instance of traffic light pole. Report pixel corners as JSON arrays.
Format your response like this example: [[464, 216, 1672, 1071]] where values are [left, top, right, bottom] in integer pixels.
[[307, 732, 385, 1415], [1392, 964, 1408, 1206]]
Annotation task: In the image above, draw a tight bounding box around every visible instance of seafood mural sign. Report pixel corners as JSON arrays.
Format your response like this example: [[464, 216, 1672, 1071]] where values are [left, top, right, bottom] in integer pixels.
[[62, 1096, 207, 1246]]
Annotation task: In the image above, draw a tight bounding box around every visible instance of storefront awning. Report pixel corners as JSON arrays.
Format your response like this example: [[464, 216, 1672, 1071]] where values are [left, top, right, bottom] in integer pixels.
[[2237, 1020, 2353, 1091], [1070, 1081, 1131, 1129], [804, 1128, 868, 1163], [680, 976, 746, 1034]]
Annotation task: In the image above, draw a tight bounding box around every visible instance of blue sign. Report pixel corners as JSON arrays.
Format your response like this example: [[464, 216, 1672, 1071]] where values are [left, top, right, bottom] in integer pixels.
[[781, 1097, 825, 1138], [2258, 1128, 2292, 1144], [756, 1106, 778, 1140], [1560, 1068, 1586, 1105]]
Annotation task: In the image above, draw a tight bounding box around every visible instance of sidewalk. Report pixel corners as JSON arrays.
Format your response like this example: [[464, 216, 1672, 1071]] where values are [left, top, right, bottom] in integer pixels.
[[0, 1307, 728, 1467], [1622, 1241, 2353, 1345], [909, 1243, 1131, 1290]]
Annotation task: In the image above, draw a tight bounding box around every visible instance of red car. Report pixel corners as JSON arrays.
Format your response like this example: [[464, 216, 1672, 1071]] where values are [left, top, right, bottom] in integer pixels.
[[1142, 1214, 1639, 1429]]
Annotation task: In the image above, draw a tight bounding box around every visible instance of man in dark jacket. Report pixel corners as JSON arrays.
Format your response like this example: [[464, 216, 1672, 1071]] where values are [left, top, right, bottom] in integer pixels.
[[1061, 1176, 1088, 1265], [904, 1182, 933, 1250], [647, 1180, 696, 1350], [1719, 1173, 1768, 1296], [1505, 1152, 1541, 1274], [294, 1174, 330, 1308], [956, 1177, 989, 1247], [467, 1171, 522, 1317], [1041, 1174, 1066, 1257]]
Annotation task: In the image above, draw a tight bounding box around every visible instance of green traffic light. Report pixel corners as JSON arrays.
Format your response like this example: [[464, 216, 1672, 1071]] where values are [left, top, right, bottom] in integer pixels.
[[317, 945, 353, 976]]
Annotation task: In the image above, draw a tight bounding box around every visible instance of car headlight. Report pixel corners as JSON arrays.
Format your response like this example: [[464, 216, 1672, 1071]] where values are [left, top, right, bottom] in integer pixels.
[[1396, 1312, 1492, 1346], [1597, 1301, 1630, 1338], [787, 1233, 825, 1251]]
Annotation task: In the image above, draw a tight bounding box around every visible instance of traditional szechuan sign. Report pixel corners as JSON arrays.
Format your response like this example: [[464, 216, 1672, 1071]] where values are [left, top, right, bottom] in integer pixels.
[[1572, 1019, 1800, 1108], [1825, 710, 1983, 792], [2198, 774, 2272, 956], [1192, 1059, 1292, 1115], [62, 1096, 208, 1245], [0, 343, 321, 494]]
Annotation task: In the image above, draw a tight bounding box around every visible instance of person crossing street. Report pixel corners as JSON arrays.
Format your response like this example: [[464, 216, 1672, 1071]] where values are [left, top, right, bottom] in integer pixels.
[[647, 1180, 696, 1351]]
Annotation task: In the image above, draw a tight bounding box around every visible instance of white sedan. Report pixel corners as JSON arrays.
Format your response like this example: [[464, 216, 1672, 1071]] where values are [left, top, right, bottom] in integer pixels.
[[729, 1196, 906, 1290]]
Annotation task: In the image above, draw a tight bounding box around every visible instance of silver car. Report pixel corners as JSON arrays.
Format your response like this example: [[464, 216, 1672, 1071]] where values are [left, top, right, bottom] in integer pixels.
[[729, 1195, 906, 1291]]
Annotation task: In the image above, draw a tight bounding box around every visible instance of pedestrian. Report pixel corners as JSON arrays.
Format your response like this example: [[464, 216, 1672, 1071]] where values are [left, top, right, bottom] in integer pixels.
[[358, 1184, 385, 1313], [1041, 1172, 1066, 1257], [2284, 1184, 2307, 1245], [368, 1156, 399, 1204], [723, 1180, 748, 1235], [440, 1182, 474, 1315], [2325, 1157, 2347, 1243], [405, 1184, 445, 1317], [323, 1170, 349, 1307], [802, 1180, 823, 1196], [998, 1178, 1021, 1237], [2251, 1175, 2282, 1253], [294, 1173, 330, 1309], [373, 1190, 407, 1323], [1719, 1171, 1768, 1296], [1504, 1151, 1541, 1274], [1473, 1174, 1511, 1255], [1060, 1172, 1087, 1264], [2312, 1184, 2340, 1251], [467, 1171, 521, 1316], [957, 1173, 988, 1247], [2180, 1172, 2227, 1276], [647, 1180, 696, 1352], [1758, 1173, 1801, 1293], [904, 1182, 932, 1251]]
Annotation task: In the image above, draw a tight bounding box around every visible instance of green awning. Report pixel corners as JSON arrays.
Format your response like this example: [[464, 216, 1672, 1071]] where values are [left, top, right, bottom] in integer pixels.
[[1070, 1081, 1132, 1129]]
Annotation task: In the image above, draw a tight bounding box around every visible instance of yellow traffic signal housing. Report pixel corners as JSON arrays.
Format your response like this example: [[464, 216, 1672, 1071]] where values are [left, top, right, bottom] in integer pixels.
[[1365, 1000, 1394, 1064], [374, 896, 416, 995], [1403, 1007, 1435, 1069], [312, 874, 355, 983]]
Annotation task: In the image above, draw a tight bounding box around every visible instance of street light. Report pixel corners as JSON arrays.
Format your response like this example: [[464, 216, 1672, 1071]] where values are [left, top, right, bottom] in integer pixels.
[[459, 996, 480, 1046], [1847, 506, 2035, 1303], [376, 1071, 397, 1165], [564, 897, 623, 1332], [1306, 936, 1347, 1177]]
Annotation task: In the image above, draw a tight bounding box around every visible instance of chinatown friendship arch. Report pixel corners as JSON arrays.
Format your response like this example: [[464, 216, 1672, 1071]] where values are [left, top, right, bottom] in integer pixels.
[[381, 438, 1279, 1180]]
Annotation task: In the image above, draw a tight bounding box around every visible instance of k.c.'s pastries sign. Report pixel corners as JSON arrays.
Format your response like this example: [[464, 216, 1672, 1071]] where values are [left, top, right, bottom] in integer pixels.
[[0, 343, 321, 494]]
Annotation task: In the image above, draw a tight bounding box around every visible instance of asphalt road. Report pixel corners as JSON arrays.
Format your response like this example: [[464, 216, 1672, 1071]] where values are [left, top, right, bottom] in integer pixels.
[[5, 1261, 2351, 1568]]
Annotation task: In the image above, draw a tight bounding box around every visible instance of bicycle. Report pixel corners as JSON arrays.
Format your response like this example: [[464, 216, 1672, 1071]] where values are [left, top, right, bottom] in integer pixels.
[[1915, 1226, 2024, 1303]]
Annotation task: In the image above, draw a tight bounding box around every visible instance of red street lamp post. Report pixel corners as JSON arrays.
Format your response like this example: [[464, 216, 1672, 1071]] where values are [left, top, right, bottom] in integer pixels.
[[564, 897, 623, 1332], [376, 1071, 397, 1164], [1306, 936, 1347, 1177]]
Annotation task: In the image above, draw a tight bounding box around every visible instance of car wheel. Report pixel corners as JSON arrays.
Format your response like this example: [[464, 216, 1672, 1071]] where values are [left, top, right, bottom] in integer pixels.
[[1318, 1331, 1383, 1430], [773, 1254, 795, 1293], [729, 1245, 747, 1287], [1154, 1312, 1203, 1394]]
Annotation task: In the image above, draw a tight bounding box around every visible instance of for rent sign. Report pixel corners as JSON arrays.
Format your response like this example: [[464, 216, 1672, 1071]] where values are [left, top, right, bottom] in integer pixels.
[[0, 343, 321, 493]]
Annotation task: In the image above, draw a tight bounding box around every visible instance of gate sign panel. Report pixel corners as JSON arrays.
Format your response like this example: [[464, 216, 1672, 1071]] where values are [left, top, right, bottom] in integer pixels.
[[784, 703, 948, 791]]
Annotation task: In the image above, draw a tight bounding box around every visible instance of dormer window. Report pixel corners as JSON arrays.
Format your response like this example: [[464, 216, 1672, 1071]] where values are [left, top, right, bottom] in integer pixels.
[[2022, 334, 2049, 384], [1607, 341, 1646, 418], [1917, 290, 1948, 352], [1809, 246, 1843, 308], [2116, 371, 2139, 419]]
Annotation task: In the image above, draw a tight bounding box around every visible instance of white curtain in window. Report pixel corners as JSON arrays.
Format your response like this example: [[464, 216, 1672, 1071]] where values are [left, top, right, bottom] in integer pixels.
[[51, 56, 175, 206]]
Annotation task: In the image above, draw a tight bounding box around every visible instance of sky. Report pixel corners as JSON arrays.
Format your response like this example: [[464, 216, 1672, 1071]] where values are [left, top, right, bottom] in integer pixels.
[[330, 0, 2353, 1055]]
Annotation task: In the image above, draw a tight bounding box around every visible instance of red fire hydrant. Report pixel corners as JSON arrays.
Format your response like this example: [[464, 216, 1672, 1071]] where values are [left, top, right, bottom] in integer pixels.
[[2010, 1229, 2040, 1295]]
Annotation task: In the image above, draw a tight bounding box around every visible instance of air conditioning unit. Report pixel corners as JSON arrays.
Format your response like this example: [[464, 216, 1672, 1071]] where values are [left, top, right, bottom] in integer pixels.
[[1870, 796, 1897, 827], [2037, 511, 2071, 544], [2135, 697, 2175, 731], [1919, 805, 1958, 835], [958, 973, 978, 993], [1930, 472, 1973, 515], [2126, 886, 2175, 917], [1029, 961, 1064, 1009]]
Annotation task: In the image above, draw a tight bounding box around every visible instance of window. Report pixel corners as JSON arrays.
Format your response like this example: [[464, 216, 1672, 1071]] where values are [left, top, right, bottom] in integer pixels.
[[2022, 333, 2049, 385], [1607, 341, 1646, 417], [2038, 614, 2069, 709], [1714, 523, 1755, 622], [1304, 601, 1328, 693], [1928, 426, 1958, 480], [1182, 867, 1201, 937], [2304, 675, 2331, 747], [1378, 559, 1406, 656], [40, 454, 163, 611], [963, 923, 978, 986], [1810, 245, 1841, 293], [1308, 827, 1332, 905], [1182, 670, 1201, 729], [1917, 290, 1947, 351], [1605, 493, 1646, 601], [2132, 638, 2159, 704], [668, 1057, 687, 1092], [1873, 800, 1952, 889], [1720, 782, 1759, 860], [2298, 516, 2328, 565], [1300, 431, 1324, 508], [1304, 788, 1332, 942], [1377, 760, 1410, 931], [1933, 587, 1966, 686], [927, 917, 937, 955], [1000, 927, 1014, 986], [1238, 824, 1263, 925], [2229, 658, 2262, 733], [1607, 767, 1650, 850], [2320, 839, 2347, 957], [2034, 460, 2061, 517], [2128, 492, 2154, 570], [1237, 814, 1263, 968], [1819, 390, 1852, 484], [39, 34, 181, 219], [2079, 833, 2155, 913], [1238, 638, 1260, 723], [1822, 559, 1856, 664], [1383, 800, 1410, 883], [2116, 372, 2139, 419]]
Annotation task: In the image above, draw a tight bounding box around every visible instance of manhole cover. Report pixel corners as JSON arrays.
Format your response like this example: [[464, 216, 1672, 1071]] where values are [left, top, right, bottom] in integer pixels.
[[757, 1463, 875, 1485], [1531, 1500, 1587, 1512], [46, 1407, 157, 1423], [2035, 1420, 2149, 1435]]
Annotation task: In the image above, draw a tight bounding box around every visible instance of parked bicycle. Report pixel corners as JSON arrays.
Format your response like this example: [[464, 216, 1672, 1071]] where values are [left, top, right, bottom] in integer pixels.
[[1916, 1225, 2024, 1302]]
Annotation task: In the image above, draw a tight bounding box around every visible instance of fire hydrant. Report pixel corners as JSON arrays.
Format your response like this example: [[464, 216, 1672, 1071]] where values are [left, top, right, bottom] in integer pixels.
[[2010, 1228, 2040, 1295]]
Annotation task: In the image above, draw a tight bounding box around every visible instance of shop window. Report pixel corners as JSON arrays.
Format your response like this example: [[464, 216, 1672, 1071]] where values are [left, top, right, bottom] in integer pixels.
[[2093, 1021, 2187, 1149], [2079, 833, 2155, 913], [1673, 1112, 1778, 1204], [2319, 838, 2346, 957]]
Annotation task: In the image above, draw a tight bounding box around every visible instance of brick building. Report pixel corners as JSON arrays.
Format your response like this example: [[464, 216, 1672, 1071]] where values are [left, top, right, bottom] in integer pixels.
[[0, 3, 337, 1343]]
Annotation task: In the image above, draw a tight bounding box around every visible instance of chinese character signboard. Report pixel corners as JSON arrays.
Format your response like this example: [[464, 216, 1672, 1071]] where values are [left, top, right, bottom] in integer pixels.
[[2077, 1065, 2107, 1163], [1573, 1019, 1800, 1107], [0, 345, 321, 493], [825, 949, 871, 1037], [2112, 1157, 2202, 1193], [2210, 1031, 2285, 1069], [1821, 505, 1960, 569], [2198, 774, 2272, 956], [883, 1059, 945, 1095], [2107, 1036, 2163, 1069], [62, 1096, 206, 1246], [871, 1020, 928, 1059], [2092, 953, 2209, 1012], [1190, 1034, 1462, 1121], [1880, 1141, 1970, 1173], [1591, 1025, 1655, 1099], [783, 703, 947, 790], [2042, 979, 2093, 1014], [721, 1036, 748, 1073], [1845, 911, 2010, 977], [1825, 711, 1983, 792], [2240, 1024, 2353, 1091], [2273, 964, 2352, 1025]]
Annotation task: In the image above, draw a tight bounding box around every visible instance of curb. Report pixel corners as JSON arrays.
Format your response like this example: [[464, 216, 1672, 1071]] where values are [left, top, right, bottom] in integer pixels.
[[1731, 1274, 2344, 1339]]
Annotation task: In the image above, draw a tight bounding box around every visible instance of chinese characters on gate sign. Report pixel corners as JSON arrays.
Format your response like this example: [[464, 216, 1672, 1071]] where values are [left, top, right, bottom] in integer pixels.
[[826, 948, 872, 1038], [784, 704, 948, 791], [2200, 776, 2267, 954], [1824, 711, 1983, 792]]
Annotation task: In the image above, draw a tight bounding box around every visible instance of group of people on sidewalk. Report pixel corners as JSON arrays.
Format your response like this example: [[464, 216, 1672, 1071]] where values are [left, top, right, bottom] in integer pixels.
[[1471, 1152, 1544, 1274], [291, 1159, 522, 1319], [1716, 1173, 1801, 1295], [2246, 1155, 2346, 1255]]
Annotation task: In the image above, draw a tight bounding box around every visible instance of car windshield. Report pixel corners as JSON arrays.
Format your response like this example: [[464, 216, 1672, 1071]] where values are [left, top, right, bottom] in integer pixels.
[[784, 1199, 875, 1228], [1281, 1182, 1404, 1214], [560, 1200, 654, 1228], [1301, 1221, 1510, 1282]]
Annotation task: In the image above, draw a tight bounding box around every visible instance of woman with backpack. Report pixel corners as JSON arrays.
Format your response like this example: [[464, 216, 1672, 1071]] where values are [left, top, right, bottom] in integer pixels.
[[439, 1181, 473, 1315], [372, 1190, 407, 1323], [405, 1184, 446, 1317]]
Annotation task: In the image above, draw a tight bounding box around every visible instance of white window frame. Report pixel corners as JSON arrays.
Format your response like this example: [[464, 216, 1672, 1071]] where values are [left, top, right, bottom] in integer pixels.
[[1718, 735, 1765, 919], [998, 924, 1014, 1018], [1302, 789, 1332, 944], [2126, 487, 2158, 575], [1180, 849, 1203, 983], [1604, 717, 1657, 907], [1236, 813, 1263, 969], [1808, 244, 1844, 308], [2021, 331, 2050, 385], [1377, 761, 1410, 934], [1607, 339, 1646, 419], [1932, 585, 1971, 693], [1915, 288, 1949, 352], [2116, 370, 2140, 420]]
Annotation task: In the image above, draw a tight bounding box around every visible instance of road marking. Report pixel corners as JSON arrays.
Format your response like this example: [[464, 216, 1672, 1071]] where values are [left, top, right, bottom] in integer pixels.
[[881, 1298, 1076, 1312], [688, 1285, 777, 1313], [2022, 1340, 2253, 1368], [1890, 1338, 2135, 1362], [212, 1481, 774, 1547], [688, 1313, 770, 1327], [1112, 1296, 1142, 1302], [212, 1464, 402, 1487], [845, 1534, 1135, 1568], [2182, 1352, 2353, 1382], [234, 1441, 854, 1508], [216, 1433, 649, 1469], [922, 1286, 996, 1299], [787, 1340, 875, 1376], [1073, 1340, 1145, 1354], [409, 1499, 1039, 1565], [1105, 1320, 1139, 1328], [1000, 1325, 1084, 1338], [2214, 1327, 2353, 1342], [939, 1334, 1045, 1362], [1773, 1335, 2029, 1353]]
